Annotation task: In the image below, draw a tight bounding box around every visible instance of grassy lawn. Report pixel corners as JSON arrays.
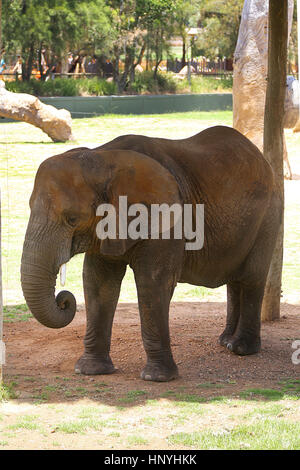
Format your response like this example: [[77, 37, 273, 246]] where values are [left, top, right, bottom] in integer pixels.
[[0, 110, 299, 309], [0, 379, 299, 449]]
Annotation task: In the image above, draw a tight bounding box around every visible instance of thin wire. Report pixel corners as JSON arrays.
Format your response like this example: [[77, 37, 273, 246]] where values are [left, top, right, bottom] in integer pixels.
[[1, 123, 10, 307]]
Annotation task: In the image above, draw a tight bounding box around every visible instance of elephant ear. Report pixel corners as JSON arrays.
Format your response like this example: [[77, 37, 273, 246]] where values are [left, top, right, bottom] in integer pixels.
[[94, 150, 182, 257]]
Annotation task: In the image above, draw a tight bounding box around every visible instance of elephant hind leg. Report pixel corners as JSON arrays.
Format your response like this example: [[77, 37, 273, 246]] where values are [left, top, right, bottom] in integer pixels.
[[225, 283, 264, 355], [219, 281, 241, 347], [220, 282, 264, 356], [224, 204, 279, 356]]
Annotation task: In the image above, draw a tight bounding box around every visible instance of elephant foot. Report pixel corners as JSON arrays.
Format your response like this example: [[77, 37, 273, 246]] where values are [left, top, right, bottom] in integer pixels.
[[141, 362, 178, 382], [219, 330, 235, 347], [226, 336, 261, 356], [75, 354, 116, 375]]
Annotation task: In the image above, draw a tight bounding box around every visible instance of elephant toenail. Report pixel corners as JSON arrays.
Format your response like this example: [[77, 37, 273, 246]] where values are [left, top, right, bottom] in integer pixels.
[[144, 374, 152, 380], [227, 343, 233, 351]]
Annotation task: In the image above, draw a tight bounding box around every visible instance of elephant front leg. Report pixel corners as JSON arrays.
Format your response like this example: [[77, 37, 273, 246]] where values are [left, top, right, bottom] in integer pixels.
[[133, 244, 182, 382], [75, 254, 126, 375], [137, 282, 178, 382]]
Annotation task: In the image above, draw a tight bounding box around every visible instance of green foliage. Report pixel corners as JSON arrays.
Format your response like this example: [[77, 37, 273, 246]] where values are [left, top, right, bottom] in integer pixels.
[[6, 78, 117, 96], [5, 74, 232, 96], [77, 77, 117, 96], [1, 0, 242, 93], [195, 0, 244, 59], [177, 75, 233, 93], [131, 71, 177, 94], [2, 0, 111, 80]]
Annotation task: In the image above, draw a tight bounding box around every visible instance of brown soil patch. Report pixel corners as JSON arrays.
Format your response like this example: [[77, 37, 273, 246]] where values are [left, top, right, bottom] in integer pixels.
[[3, 301, 299, 401]]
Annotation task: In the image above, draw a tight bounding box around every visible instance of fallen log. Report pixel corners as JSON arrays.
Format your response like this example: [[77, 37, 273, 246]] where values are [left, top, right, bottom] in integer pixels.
[[0, 80, 74, 142]]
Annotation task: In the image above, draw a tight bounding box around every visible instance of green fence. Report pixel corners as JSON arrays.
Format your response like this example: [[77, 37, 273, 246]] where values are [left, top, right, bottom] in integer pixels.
[[0, 93, 232, 122], [42, 93, 232, 118]]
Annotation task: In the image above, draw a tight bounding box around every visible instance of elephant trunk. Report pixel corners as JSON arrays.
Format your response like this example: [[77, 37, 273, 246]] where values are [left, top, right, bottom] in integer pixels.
[[21, 217, 76, 329]]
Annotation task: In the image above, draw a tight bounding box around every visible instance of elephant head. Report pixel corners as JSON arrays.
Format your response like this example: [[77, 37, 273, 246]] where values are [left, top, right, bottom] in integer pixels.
[[21, 147, 181, 329]]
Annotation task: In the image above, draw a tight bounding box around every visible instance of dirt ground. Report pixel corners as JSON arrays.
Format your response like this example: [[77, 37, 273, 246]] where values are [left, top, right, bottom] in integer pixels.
[[4, 301, 299, 398]]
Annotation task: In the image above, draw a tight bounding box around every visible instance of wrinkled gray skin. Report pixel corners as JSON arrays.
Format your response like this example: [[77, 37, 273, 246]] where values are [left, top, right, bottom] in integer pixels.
[[21, 126, 281, 382]]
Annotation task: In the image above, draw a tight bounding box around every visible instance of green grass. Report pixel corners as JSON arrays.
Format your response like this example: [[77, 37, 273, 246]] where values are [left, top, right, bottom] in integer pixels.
[[246, 403, 292, 418], [3, 304, 32, 322], [0, 383, 299, 449], [8, 415, 40, 431], [196, 382, 225, 389], [118, 390, 147, 404], [127, 435, 149, 446], [239, 387, 300, 401], [55, 420, 93, 434], [55, 415, 118, 434], [167, 419, 300, 450], [0, 382, 17, 401]]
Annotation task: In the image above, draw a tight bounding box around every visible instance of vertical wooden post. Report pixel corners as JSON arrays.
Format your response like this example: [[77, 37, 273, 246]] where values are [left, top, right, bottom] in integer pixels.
[[261, 0, 288, 321]]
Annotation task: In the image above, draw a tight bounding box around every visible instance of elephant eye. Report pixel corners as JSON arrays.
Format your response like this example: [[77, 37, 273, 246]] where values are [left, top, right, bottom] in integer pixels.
[[66, 215, 78, 227]]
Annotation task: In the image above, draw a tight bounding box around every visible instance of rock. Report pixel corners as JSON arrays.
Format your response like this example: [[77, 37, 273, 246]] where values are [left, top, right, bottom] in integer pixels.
[[135, 64, 144, 73], [233, 0, 294, 179], [284, 76, 299, 129], [178, 65, 196, 77], [0, 80, 74, 142]]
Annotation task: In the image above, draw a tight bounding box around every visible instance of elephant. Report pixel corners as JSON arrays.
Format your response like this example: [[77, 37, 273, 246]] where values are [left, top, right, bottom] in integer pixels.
[[21, 125, 281, 382]]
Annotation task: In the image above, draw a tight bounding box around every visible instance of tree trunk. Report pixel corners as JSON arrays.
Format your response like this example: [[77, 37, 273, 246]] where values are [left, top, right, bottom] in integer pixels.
[[38, 45, 47, 82], [260, 0, 288, 321], [181, 36, 186, 68], [233, 0, 294, 180], [0, 80, 74, 142], [22, 42, 35, 81]]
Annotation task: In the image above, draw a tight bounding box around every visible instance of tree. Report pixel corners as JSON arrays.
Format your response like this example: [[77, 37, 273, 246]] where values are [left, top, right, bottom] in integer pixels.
[[1, 0, 110, 80], [140, 0, 178, 78], [195, 0, 244, 59], [2, 0, 50, 80], [260, 0, 288, 321], [103, 0, 178, 93], [172, 0, 200, 67]]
